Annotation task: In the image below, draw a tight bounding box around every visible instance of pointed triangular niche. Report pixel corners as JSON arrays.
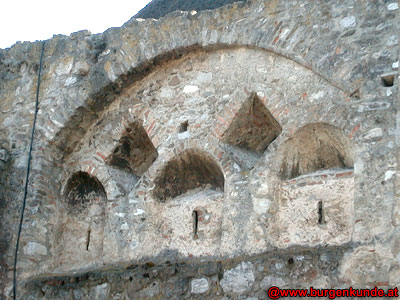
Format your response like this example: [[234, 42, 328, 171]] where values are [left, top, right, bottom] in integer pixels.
[[221, 93, 282, 153], [107, 121, 158, 176]]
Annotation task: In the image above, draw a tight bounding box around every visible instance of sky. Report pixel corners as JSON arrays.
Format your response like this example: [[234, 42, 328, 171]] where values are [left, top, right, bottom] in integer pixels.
[[0, 0, 151, 49]]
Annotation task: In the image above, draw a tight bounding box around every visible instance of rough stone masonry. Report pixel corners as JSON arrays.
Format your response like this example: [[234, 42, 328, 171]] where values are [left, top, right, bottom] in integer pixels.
[[0, 0, 399, 299]]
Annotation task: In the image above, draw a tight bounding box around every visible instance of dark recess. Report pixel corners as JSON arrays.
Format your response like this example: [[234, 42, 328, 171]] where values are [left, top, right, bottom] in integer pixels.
[[64, 171, 107, 210], [381, 74, 394, 87], [153, 149, 224, 201]]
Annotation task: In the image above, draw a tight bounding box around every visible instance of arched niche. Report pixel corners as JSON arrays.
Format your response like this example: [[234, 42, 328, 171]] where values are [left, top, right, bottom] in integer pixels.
[[64, 171, 107, 210], [59, 172, 107, 268], [279, 123, 354, 179], [153, 149, 224, 202]]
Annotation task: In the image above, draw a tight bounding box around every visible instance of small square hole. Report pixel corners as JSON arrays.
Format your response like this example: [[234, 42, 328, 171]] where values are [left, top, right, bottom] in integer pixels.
[[179, 120, 189, 133], [381, 74, 395, 87]]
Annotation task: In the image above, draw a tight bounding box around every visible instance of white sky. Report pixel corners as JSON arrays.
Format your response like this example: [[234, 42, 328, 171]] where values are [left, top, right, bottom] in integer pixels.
[[0, 0, 151, 49]]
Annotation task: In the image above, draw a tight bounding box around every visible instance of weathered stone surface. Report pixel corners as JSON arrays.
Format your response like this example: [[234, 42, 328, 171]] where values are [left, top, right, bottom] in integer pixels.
[[89, 283, 110, 300], [0, 149, 8, 162], [363, 128, 383, 141], [340, 16, 356, 29], [260, 275, 288, 289], [339, 245, 393, 287], [220, 262, 255, 294], [23, 242, 47, 256]]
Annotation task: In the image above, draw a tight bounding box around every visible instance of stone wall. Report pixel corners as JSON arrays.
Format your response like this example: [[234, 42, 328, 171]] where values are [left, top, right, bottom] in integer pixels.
[[0, 0, 398, 299]]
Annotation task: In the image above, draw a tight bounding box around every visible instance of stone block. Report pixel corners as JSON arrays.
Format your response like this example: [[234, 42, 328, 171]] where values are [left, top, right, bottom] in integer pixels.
[[220, 262, 255, 294], [0, 149, 9, 162], [191, 278, 209, 294]]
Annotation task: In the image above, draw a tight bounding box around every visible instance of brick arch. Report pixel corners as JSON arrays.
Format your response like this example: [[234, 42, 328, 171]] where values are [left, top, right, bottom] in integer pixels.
[[46, 42, 348, 158]]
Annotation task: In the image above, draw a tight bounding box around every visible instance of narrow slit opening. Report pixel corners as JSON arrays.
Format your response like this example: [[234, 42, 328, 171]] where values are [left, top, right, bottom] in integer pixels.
[[318, 201, 326, 225], [192, 210, 199, 240], [86, 228, 91, 251]]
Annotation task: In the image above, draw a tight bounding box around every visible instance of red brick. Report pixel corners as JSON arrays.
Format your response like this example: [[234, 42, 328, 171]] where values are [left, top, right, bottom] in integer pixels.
[[335, 171, 353, 178], [146, 121, 156, 135], [307, 181, 323, 185], [349, 124, 360, 139], [96, 151, 107, 161]]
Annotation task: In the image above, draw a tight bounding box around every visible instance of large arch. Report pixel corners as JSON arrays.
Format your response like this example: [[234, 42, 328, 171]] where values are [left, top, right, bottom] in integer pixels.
[[47, 42, 349, 159]]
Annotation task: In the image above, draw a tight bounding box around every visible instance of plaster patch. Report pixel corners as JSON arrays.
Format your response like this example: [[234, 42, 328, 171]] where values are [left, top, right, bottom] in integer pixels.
[[310, 90, 325, 102]]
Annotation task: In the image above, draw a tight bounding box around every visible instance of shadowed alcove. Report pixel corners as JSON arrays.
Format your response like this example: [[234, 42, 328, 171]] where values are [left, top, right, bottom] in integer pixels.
[[64, 171, 107, 211], [153, 149, 225, 202], [107, 121, 158, 176], [279, 123, 354, 179], [222, 93, 282, 154]]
